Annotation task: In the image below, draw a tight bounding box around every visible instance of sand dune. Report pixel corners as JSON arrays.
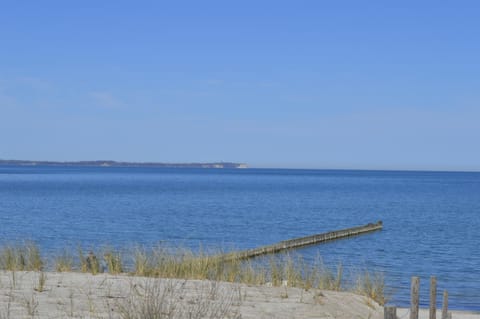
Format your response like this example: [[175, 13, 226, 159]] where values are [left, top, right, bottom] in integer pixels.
[[0, 271, 477, 319]]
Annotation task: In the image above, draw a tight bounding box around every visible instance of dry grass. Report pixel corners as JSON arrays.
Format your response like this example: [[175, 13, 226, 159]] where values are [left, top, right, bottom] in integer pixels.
[[34, 271, 47, 292], [0, 242, 387, 305], [55, 250, 74, 272], [118, 279, 241, 319], [103, 247, 124, 274], [0, 242, 43, 271], [354, 270, 388, 305], [128, 246, 359, 297]]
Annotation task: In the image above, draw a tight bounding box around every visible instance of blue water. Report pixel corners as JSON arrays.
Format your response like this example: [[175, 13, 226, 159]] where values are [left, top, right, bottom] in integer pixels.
[[0, 166, 479, 310]]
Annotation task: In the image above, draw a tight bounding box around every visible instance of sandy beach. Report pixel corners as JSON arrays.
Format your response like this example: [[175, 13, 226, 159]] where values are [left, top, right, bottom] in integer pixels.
[[397, 308, 480, 319], [0, 271, 477, 319]]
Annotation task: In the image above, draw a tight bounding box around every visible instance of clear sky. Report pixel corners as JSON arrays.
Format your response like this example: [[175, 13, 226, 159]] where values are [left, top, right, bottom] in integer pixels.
[[1, 1, 479, 170]]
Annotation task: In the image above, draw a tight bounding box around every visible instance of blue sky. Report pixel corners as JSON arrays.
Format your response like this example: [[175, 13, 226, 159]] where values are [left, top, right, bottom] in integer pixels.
[[1, 1, 479, 170]]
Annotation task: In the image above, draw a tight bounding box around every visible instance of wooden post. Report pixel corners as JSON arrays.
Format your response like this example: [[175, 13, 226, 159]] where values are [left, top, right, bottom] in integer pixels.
[[410, 276, 420, 319], [384, 306, 397, 319], [441, 290, 449, 319], [430, 276, 437, 319]]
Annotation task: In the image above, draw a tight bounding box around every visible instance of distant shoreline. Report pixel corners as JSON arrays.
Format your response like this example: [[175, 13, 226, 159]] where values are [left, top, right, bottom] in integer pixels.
[[0, 159, 248, 169]]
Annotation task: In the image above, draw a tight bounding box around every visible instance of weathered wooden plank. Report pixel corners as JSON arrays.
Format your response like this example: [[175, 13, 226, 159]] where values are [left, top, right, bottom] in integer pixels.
[[430, 276, 437, 319], [384, 306, 397, 319], [442, 290, 449, 319], [410, 276, 420, 319]]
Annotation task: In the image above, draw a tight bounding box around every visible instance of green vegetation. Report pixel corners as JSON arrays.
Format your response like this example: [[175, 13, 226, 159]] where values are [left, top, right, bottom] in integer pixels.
[[0, 242, 387, 305]]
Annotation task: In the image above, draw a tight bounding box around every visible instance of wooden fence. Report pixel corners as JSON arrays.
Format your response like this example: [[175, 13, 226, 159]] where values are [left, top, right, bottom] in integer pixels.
[[384, 276, 452, 319]]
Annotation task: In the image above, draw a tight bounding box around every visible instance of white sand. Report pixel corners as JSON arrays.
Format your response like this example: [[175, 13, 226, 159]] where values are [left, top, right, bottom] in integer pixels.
[[397, 308, 480, 319], [0, 271, 477, 319]]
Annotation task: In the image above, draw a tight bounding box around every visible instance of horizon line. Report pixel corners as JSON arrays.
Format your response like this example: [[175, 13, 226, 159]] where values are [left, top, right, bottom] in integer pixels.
[[1, 158, 479, 173]]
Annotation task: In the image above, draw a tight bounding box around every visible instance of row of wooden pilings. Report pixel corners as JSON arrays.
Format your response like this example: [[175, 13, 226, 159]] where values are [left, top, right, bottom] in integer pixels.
[[384, 276, 452, 319], [224, 221, 383, 261]]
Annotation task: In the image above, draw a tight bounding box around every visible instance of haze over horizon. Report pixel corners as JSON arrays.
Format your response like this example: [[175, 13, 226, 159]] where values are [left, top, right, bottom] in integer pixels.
[[2, 1, 479, 171]]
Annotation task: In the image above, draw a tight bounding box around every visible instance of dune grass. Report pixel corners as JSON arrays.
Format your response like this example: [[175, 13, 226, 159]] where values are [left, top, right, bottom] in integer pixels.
[[354, 269, 387, 305], [0, 242, 43, 271], [118, 279, 242, 319], [55, 249, 74, 272], [0, 242, 387, 305]]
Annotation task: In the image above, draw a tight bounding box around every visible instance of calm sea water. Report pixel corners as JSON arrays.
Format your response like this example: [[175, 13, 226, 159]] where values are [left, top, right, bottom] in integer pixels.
[[0, 166, 479, 310]]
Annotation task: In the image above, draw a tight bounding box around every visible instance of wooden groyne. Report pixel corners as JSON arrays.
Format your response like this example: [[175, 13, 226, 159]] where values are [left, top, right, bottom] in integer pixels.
[[225, 221, 383, 260]]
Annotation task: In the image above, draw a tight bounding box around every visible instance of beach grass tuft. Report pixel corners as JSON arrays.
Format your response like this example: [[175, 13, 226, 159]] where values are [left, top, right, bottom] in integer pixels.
[[55, 249, 74, 272], [118, 279, 241, 319], [354, 270, 387, 305], [0, 242, 43, 271], [103, 248, 123, 274]]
